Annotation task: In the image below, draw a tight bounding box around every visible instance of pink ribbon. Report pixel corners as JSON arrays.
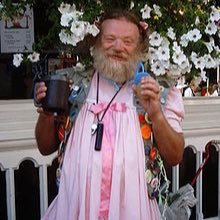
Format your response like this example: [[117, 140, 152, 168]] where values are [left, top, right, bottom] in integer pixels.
[[90, 102, 126, 114], [90, 102, 126, 218]]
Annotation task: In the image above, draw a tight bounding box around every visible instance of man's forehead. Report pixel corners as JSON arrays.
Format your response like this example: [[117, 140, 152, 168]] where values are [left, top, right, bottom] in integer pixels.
[[101, 18, 140, 35]]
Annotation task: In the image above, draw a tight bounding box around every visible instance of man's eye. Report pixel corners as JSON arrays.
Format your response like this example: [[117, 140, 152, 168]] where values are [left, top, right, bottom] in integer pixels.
[[124, 39, 133, 45], [124, 41, 132, 45], [105, 38, 115, 42]]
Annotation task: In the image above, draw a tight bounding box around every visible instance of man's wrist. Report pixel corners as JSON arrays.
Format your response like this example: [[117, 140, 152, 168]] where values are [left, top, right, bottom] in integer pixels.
[[150, 111, 164, 124], [39, 111, 54, 116], [38, 111, 67, 132]]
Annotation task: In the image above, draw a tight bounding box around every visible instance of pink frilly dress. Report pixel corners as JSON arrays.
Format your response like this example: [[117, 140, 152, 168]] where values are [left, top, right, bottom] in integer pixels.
[[42, 72, 184, 220]]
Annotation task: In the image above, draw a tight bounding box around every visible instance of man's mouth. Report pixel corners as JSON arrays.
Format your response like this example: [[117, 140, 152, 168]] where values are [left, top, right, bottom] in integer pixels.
[[109, 54, 126, 61]]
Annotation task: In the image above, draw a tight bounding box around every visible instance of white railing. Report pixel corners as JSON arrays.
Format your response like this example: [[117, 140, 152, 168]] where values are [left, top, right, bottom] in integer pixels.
[[0, 97, 220, 220]]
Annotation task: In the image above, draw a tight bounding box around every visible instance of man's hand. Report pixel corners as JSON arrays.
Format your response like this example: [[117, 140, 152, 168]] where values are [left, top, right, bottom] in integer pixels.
[[132, 76, 161, 120], [35, 82, 47, 103]]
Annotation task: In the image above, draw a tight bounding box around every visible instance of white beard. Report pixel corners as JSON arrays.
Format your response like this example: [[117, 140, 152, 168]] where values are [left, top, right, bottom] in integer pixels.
[[92, 47, 142, 84]]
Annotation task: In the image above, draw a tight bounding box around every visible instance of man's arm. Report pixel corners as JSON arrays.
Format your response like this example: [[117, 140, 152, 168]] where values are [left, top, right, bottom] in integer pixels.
[[35, 112, 60, 155], [150, 111, 184, 166], [132, 76, 185, 166], [34, 81, 62, 155]]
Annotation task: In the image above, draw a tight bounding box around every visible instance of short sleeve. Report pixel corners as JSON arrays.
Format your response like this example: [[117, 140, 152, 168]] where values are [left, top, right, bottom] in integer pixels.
[[163, 87, 185, 133]]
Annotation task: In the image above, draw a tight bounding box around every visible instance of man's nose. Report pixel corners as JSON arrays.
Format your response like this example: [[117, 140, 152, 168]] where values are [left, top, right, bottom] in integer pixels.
[[113, 39, 123, 51]]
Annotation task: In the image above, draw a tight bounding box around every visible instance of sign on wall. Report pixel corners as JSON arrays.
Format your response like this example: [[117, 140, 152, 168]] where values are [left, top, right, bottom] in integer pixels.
[[0, 5, 34, 53]]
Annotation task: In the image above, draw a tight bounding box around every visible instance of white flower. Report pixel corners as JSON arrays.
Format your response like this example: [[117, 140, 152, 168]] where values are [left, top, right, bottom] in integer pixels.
[[172, 51, 187, 66], [167, 27, 176, 40], [141, 3, 220, 81], [153, 4, 162, 17], [130, 1, 134, 10], [147, 47, 158, 61], [161, 37, 170, 47], [210, 6, 220, 22], [59, 30, 70, 44], [27, 52, 40, 63], [59, 30, 78, 46], [187, 28, 202, 42], [214, 45, 220, 53], [140, 4, 152, 19], [86, 24, 100, 37], [0, 2, 3, 10], [200, 70, 207, 81], [149, 31, 163, 46], [204, 37, 215, 53], [70, 21, 86, 39], [60, 13, 74, 27], [180, 60, 192, 74], [180, 34, 189, 47], [193, 56, 205, 70], [156, 46, 170, 61], [59, 2, 99, 49], [58, 3, 71, 14], [190, 52, 198, 62], [160, 60, 170, 69], [13, 54, 23, 67], [172, 42, 182, 54], [214, 57, 220, 66], [204, 54, 216, 68], [151, 61, 166, 76], [205, 22, 217, 35], [178, 57, 190, 70]]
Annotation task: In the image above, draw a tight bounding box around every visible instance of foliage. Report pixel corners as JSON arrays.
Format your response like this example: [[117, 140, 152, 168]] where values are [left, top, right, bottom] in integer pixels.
[[1, 0, 220, 82], [0, 0, 34, 20], [137, 0, 220, 82]]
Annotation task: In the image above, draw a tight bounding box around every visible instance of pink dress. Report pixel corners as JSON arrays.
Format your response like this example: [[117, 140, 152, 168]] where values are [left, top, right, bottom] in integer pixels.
[[42, 73, 184, 220]]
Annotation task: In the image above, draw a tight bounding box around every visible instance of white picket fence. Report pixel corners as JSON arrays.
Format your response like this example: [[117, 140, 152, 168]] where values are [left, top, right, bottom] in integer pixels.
[[0, 97, 220, 220]]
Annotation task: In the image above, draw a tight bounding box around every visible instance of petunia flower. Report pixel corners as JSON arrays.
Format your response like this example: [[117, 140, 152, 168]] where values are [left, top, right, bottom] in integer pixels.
[[167, 27, 176, 40], [205, 22, 217, 35], [27, 52, 40, 63], [187, 28, 202, 42], [153, 4, 162, 18], [58, 3, 71, 14], [86, 24, 100, 37], [149, 31, 163, 46], [156, 46, 170, 61], [151, 61, 166, 76], [204, 54, 216, 69], [210, 6, 220, 22], [13, 54, 23, 67], [140, 4, 152, 19]]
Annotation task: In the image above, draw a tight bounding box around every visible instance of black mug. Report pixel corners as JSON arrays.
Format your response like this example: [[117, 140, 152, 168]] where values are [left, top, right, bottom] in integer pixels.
[[40, 74, 70, 113]]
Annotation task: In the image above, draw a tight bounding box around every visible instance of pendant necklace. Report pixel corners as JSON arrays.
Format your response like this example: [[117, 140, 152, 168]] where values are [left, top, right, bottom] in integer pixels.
[[92, 73, 125, 151]]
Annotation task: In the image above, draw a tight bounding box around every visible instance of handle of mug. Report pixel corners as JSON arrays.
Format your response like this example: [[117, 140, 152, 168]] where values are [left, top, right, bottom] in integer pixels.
[[135, 62, 145, 77]]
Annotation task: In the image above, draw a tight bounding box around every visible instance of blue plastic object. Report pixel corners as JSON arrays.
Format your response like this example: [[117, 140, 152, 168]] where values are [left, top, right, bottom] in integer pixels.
[[133, 62, 149, 85]]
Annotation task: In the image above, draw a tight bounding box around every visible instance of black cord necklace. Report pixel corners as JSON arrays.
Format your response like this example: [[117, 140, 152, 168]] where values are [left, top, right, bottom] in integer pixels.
[[93, 73, 125, 151]]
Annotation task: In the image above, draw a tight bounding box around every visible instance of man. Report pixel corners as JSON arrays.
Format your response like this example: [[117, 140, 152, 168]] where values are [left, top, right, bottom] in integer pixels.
[[35, 9, 185, 220]]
